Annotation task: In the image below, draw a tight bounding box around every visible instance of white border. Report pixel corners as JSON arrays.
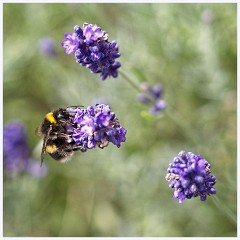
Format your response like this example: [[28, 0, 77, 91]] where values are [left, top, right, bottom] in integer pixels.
[[1, 1, 238, 239]]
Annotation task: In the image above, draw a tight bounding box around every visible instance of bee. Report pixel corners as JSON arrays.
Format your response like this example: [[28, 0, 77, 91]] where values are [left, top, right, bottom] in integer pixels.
[[43, 138, 83, 163], [36, 107, 83, 166]]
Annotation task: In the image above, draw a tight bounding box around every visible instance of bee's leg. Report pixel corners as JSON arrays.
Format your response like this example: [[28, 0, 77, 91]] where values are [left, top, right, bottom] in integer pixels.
[[60, 144, 85, 152], [71, 145, 85, 152], [40, 125, 52, 167], [66, 105, 84, 110]]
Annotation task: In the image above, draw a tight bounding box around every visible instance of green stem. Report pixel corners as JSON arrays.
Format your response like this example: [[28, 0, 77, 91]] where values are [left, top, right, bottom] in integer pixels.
[[119, 70, 199, 147], [212, 195, 237, 225], [86, 183, 96, 236], [119, 69, 141, 93], [165, 105, 199, 146]]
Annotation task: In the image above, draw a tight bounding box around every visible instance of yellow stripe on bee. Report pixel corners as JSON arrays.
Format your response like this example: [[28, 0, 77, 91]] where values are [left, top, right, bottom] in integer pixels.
[[46, 144, 57, 154], [46, 112, 57, 124]]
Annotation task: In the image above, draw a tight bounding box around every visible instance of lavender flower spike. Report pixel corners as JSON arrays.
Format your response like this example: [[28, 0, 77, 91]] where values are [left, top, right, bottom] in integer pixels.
[[138, 82, 167, 115], [61, 23, 121, 80], [3, 121, 48, 178], [61, 33, 79, 54], [166, 151, 217, 203], [3, 121, 30, 176], [39, 37, 56, 57], [66, 104, 127, 151]]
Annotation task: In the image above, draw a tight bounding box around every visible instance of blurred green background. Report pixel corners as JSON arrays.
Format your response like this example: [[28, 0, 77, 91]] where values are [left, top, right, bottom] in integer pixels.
[[3, 3, 237, 237]]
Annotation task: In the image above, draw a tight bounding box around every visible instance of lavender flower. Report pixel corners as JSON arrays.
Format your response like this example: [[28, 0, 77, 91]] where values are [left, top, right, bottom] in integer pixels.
[[3, 121, 30, 176], [61, 33, 79, 54], [61, 23, 121, 80], [3, 121, 48, 178], [201, 9, 214, 25], [39, 37, 56, 57], [166, 151, 217, 203], [138, 83, 167, 115], [26, 159, 48, 178], [66, 104, 127, 151]]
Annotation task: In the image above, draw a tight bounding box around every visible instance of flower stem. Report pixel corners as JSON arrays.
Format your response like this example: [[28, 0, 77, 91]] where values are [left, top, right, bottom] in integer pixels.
[[212, 195, 237, 225], [119, 69, 141, 93], [165, 105, 200, 146]]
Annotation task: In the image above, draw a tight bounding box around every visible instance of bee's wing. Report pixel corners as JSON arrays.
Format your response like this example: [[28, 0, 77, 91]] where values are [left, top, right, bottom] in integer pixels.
[[35, 125, 42, 137]]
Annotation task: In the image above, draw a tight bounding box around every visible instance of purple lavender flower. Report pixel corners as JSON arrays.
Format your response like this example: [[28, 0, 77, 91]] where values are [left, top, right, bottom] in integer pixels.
[[3, 121, 48, 178], [201, 9, 214, 25], [166, 151, 217, 203], [61, 33, 79, 54], [83, 23, 107, 43], [67, 104, 126, 151], [3, 121, 30, 176], [26, 159, 48, 179], [61, 23, 121, 80], [39, 37, 56, 57], [138, 83, 167, 115]]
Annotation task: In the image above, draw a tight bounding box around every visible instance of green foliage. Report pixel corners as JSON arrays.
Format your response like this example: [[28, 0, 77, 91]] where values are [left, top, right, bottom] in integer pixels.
[[3, 3, 236, 237]]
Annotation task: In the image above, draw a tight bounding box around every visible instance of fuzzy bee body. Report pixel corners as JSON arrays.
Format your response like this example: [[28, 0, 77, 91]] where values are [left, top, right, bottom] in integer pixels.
[[37, 107, 82, 165]]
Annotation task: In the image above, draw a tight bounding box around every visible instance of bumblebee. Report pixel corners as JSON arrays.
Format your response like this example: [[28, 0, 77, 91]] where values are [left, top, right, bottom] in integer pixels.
[[36, 107, 82, 166], [42, 138, 83, 163]]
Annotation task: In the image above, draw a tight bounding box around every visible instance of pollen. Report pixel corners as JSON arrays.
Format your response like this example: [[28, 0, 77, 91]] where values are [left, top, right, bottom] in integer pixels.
[[46, 144, 57, 154], [46, 112, 57, 124]]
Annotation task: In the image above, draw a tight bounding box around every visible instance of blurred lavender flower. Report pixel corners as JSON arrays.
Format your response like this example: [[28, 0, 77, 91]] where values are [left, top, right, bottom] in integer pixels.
[[61, 23, 121, 80], [39, 37, 56, 57], [138, 83, 167, 115], [3, 121, 48, 178], [4, 121, 29, 176], [26, 159, 48, 178], [201, 9, 214, 25], [166, 151, 217, 203], [66, 104, 127, 151]]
